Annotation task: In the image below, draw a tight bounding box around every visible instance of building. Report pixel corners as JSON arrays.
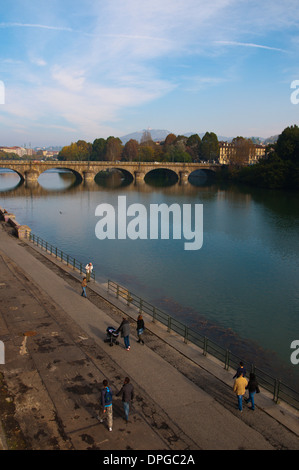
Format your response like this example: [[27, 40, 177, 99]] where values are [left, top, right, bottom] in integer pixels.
[[219, 141, 266, 165], [0, 146, 34, 158]]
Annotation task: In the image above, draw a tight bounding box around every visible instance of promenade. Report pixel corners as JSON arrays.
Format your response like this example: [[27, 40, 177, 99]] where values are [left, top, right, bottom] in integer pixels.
[[0, 220, 298, 452]]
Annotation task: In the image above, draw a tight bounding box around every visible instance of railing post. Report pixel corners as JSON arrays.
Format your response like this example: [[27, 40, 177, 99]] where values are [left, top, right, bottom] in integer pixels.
[[184, 326, 188, 344], [167, 316, 171, 332], [274, 379, 281, 403], [127, 292, 132, 306], [152, 307, 156, 323], [116, 284, 119, 299], [224, 349, 230, 370], [139, 298, 143, 314], [203, 336, 208, 356]]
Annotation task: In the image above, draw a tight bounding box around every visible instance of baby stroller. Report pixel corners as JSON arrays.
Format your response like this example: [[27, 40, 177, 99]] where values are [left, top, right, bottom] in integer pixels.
[[105, 326, 120, 346]]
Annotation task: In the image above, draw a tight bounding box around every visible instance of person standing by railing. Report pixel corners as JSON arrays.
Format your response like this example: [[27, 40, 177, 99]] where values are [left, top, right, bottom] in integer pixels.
[[85, 262, 93, 282]]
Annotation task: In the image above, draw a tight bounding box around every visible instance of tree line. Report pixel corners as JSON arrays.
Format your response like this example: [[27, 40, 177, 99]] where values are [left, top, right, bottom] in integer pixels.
[[234, 125, 299, 189], [57, 131, 220, 163]]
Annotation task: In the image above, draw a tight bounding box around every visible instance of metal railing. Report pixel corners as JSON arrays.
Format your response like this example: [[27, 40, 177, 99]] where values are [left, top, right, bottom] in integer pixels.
[[108, 279, 299, 411], [25, 231, 95, 281]]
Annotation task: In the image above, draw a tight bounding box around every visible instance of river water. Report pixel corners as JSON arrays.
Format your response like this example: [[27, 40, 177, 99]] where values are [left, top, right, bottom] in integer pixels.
[[0, 168, 299, 388]]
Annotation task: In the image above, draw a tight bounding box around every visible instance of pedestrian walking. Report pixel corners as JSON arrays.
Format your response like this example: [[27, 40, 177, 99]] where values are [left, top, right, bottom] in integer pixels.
[[233, 372, 248, 412], [85, 262, 93, 282], [245, 373, 260, 410], [233, 361, 246, 379], [98, 379, 113, 431], [116, 377, 134, 423], [117, 317, 131, 350], [81, 277, 87, 297], [136, 314, 145, 344]]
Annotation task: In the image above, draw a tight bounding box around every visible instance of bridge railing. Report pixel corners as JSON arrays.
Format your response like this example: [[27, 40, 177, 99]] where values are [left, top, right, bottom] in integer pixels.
[[107, 279, 299, 411], [24, 231, 95, 281]]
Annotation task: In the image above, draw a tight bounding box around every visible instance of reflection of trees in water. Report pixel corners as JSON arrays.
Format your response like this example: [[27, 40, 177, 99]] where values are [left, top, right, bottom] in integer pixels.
[[145, 169, 178, 187], [38, 169, 80, 191], [95, 169, 133, 188]]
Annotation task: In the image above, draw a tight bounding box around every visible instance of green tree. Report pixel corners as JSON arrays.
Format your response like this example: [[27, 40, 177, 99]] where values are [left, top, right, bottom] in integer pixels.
[[138, 145, 155, 162], [200, 132, 219, 161], [186, 134, 201, 160], [275, 124, 299, 163], [90, 138, 107, 161]]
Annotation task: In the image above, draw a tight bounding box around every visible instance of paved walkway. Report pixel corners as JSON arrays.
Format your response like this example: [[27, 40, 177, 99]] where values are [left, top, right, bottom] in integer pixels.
[[0, 222, 298, 451]]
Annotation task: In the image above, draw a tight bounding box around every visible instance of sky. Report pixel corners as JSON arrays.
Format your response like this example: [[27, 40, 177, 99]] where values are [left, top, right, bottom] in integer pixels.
[[0, 0, 299, 147]]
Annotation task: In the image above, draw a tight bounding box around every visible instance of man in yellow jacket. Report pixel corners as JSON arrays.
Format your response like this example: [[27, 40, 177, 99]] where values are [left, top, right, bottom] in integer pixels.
[[233, 373, 248, 412]]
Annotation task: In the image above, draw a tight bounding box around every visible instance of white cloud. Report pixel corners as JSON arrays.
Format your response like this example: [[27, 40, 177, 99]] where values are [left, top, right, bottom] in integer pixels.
[[215, 41, 287, 53], [51, 66, 86, 92]]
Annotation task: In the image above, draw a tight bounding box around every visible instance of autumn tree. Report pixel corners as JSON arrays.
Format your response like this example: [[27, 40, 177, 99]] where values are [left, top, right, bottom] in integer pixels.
[[106, 136, 123, 162], [122, 139, 139, 161], [58, 140, 92, 161], [230, 137, 255, 166]]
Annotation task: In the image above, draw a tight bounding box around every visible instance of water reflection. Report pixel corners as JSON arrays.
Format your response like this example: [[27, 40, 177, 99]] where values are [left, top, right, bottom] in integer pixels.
[[38, 169, 79, 191], [0, 169, 21, 191]]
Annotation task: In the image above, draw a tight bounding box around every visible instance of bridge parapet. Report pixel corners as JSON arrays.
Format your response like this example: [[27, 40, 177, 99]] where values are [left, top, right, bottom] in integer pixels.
[[0, 160, 224, 185]]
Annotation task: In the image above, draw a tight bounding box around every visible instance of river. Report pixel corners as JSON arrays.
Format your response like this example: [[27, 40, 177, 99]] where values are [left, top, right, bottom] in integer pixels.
[[0, 167, 299, 389]]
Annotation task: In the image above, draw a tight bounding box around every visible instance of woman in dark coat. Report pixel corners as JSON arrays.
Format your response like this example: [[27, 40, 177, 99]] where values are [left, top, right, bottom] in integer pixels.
[[136, 314, 145, 344], [245, 373, 260, 410]]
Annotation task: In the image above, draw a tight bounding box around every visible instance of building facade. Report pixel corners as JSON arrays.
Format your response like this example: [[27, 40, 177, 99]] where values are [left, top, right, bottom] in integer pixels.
[[218, 141, 266, 165]]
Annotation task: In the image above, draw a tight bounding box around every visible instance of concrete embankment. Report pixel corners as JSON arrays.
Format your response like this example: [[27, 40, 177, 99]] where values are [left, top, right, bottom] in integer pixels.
[[0, 217, 298, 451]]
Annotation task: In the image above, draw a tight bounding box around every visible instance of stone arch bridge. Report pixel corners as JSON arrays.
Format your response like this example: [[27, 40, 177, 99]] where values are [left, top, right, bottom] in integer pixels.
[[0, 160, 224, 184]]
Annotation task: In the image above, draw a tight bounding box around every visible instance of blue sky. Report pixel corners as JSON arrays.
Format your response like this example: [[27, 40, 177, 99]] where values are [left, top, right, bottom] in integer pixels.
[[0, 0, 299, 147]]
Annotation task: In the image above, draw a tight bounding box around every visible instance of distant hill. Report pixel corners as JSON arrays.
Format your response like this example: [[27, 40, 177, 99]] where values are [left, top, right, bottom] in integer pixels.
[[263, 135, 279, 145], [120, 129, 171, 144], [119, 129, 265, 144]]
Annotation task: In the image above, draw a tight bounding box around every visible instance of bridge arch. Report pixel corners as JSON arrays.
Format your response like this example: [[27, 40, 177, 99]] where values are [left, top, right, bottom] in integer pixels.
[[94, 166, 134, 180], [0, 166, 24, 182], [38, 167, 83, 182], [144, 167, 179, 185]]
